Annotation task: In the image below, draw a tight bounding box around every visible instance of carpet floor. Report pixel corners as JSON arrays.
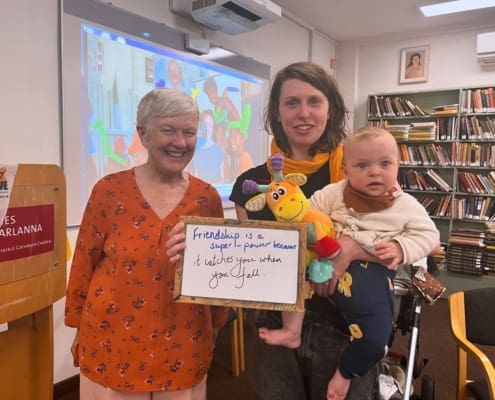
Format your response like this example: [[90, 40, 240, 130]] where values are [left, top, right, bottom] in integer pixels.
[[208, 297, 494, 399], [56, 297, 494, 399]]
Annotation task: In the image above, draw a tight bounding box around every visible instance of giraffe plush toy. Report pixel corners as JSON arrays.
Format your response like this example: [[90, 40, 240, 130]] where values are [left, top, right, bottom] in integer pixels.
[[242, 154, 340, 283]]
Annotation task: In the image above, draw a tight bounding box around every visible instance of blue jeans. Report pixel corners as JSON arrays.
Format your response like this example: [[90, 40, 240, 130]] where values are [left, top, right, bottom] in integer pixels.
[[253, 302, 379, 400]]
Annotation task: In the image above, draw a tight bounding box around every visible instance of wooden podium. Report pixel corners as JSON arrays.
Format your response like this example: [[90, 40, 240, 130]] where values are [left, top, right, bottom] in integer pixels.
[[0, 165, 66, 400]]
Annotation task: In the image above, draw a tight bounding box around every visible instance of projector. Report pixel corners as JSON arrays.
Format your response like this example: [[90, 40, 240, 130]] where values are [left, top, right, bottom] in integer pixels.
[[191, 0, 282, 35]]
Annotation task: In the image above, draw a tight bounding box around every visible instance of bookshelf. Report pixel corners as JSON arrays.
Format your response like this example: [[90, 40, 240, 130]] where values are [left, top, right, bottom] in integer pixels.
[[368, 86, 495, 292]]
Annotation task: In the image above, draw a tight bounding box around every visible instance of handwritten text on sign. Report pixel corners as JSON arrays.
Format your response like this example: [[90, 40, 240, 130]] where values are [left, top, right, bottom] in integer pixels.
[[175, 217, 306, 310]]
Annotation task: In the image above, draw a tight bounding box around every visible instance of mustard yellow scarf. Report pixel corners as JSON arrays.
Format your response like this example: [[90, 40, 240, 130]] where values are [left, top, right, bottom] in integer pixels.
[[268, 139, 344, 184]]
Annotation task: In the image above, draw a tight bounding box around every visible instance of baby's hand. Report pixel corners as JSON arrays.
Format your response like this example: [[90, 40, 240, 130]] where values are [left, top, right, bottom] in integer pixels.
[[374, 241, 403, 270]]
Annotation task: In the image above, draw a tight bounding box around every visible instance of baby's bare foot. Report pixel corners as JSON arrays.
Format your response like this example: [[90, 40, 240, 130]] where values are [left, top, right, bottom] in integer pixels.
[[326, 369, 351, 400], [258, 327, 301, 348]]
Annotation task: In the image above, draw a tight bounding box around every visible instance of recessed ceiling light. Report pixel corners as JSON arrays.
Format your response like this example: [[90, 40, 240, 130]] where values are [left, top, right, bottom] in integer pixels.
[[420, 0, 495, 17]]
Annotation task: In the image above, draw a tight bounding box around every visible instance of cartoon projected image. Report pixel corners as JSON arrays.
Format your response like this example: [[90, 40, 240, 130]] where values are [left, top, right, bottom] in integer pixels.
[[80, 24, 265, 212]]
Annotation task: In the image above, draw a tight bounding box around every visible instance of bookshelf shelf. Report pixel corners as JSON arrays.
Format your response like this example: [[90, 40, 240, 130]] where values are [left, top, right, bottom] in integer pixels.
[[464, 112, 495, 116], [400, 165, 455, 169], [431, 216, 453, 221], [457, 165, 495, 170], [453, 218, 492, 223], [368, 86, 495, 287], [457, 192, 495, 197]]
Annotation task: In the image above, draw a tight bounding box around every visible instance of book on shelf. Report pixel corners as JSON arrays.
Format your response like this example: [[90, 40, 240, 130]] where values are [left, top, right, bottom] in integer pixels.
[[398, 169, 415, 189], [473, 173, 492, 194], [452, 198, 465, 220], [460, 172, 485, 194], [486, 221, 495, 234], [469, 88, 495, 113], [386, 123, 410, 141], [446, 243, 485, 276], [485, 198, 495, 221], [479, 117, 495, 139], [409, 122, 436, 141], [486, 88, 495, 112], [413, 170, 433, 191], [459, 116, 470, 139], [393, 97, 407, 117], [432, 143, 452, 166], [417, 195, 444, 217], [479, 174, 495, 194], [461, 89, 472, 113], [417, 145, 431, 165], [473, 89, 484, 113], [487, 171, 495, 190], [473, 196, 484, 220], [432, 104, 459, 115], [409, 147, 420, 165], [480, 197, 493, 220], [405, 99, 427, 116], [457, 172, 475, 193], [425, 169, 452, 192], [480, 88, 495, 112], [454, 142, 491, 167], [439, 194, 452, 217], [437, 116, 458, 140], [418, 196, 435, 210], [448, 237, 485, 247], [398, 144, 409, 164], [448, 228, 486, 247]]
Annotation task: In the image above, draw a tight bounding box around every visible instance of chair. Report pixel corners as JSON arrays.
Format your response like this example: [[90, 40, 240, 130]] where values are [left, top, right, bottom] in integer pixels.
[[227, 307, 246, 377], [449, 287, 495, 400]]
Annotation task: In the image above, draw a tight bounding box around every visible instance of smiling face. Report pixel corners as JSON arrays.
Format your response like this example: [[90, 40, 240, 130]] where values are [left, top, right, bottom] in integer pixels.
[[342, 129, 399, 197], [277, 79, 329, 160], [139, 114, 198, 178]]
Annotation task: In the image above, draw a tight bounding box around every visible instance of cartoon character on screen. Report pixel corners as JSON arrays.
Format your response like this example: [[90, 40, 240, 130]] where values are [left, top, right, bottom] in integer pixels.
[[241, 154, 340, 284]]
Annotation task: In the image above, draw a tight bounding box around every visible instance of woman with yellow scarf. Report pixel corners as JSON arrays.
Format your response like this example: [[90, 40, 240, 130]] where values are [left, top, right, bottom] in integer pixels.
[[229, 62, 379, 400]]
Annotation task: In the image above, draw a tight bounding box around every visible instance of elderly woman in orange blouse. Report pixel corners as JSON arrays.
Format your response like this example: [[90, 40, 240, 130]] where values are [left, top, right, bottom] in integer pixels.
[[65, 88, 228, 400]]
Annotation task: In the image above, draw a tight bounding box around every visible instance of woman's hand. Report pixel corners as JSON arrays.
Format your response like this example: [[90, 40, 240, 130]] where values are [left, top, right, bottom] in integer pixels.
[[326, 237, 355, 294], [166, 221, 186, 263], [310, 238, 354, 297], [314, 236, 377, 296], [311, 280, 333, 297], [71, 329, 80, 367]]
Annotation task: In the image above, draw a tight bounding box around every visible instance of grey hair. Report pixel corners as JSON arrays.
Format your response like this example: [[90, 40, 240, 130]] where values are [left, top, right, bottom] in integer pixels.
[[136, 88, 200, 129]]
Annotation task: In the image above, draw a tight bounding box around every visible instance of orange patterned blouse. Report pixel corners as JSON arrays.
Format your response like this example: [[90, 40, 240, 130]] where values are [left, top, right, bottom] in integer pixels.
[[65, 169, 228, 392]]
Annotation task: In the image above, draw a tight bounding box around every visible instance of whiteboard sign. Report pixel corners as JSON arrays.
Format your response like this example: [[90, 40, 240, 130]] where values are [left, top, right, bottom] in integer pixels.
[[173, 216, 307, 311]]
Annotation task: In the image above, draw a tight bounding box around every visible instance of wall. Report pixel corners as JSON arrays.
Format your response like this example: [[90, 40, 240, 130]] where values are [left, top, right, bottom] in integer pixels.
[[0, 0, 335, 384], [336, 26, 495, 130]]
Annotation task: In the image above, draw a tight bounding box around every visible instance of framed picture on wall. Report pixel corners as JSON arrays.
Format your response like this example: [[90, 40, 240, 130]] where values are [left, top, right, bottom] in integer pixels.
[[399, 45, 430, 84]]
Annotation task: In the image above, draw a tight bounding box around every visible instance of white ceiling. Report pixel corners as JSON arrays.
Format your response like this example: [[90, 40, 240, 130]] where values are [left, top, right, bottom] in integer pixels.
[[270, 0, 495, 41]]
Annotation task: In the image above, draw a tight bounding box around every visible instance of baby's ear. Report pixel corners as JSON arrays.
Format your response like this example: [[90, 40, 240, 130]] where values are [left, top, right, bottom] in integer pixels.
[[341, 164, 348, 178]]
